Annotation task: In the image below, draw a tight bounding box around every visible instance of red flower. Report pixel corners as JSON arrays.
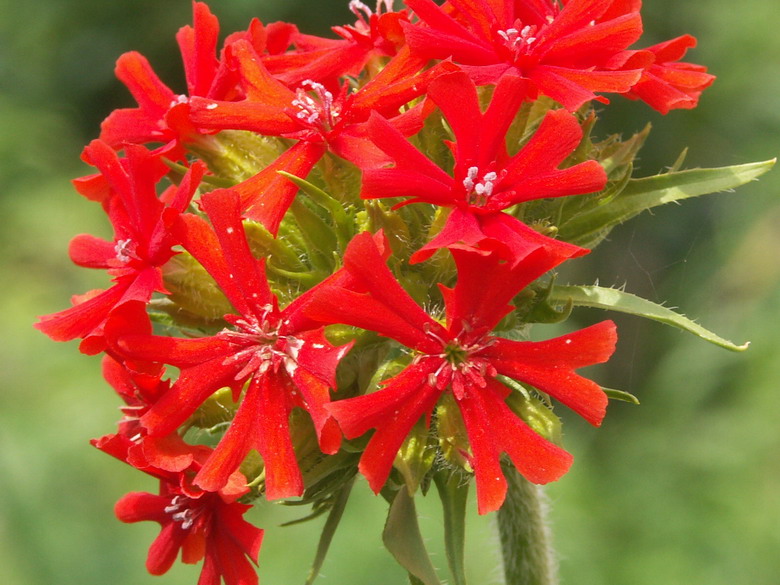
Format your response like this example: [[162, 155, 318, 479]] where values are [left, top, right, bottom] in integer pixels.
[[94, 432, 263, 585], [362, 70, 605, 263], [34, 141, 204, 354], [116, 486, 263, 585], [621, 34, 715, 114], [260, 0, 411, 87], [186, 39, 453, 233], [403, 0, 645, 110], [117, 189, 352, 499], [306, 232, 617, 513], [100, 2, 242, 155]]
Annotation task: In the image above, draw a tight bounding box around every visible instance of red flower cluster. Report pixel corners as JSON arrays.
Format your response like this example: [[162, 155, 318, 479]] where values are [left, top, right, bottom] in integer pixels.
[[36, 1, 714, 582]]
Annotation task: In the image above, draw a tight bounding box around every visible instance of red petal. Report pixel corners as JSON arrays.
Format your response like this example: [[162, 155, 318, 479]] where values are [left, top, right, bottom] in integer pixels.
[[115, 491, 170, 524], [446, 244, 571, 334], [199, 189, 274, 316], [343, 232, 445, 349], [35, 283, 126, 343], [484, 321, 617, 425], [305, 286, 436, 352], [479, 380, 572, 482], [176, 1, 219, 97], [329, 362, 442, 493], [364, 111, 451, 183], [457, 388, 508, 514], [235, 141, 325, 234], [195, 376, 263, 494], [141, 357, 239, 437], [114, 51, 175, 116], [68, 234, 115, 268], [255, 373, 303, 499], [146, 522, 186, 575]]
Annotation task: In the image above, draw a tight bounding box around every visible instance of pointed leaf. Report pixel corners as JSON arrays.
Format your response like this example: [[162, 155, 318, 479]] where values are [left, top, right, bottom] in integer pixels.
[[559, 159, 776, 248], [549, 284, 750, 351], [382, 488, 442, 585], [305, 478, 354, 585], [433, 472, 469, 585], [603, 387, 640, 404]]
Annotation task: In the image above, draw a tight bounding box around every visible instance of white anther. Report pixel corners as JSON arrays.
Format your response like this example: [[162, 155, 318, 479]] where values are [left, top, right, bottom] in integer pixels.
[[462, 166, 479, 192], [114, 239, 134, 263], [349, 0, 371, 19]]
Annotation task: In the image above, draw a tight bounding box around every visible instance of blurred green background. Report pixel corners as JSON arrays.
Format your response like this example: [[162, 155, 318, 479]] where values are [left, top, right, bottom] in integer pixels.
[[1, 1, 778, 584]]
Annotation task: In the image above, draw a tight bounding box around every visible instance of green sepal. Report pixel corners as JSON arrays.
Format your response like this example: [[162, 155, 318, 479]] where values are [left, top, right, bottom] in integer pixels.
[[277, 170, 354, 249], [394, 418, 437, 496], [603, 387, 640, 404], [433, 470, 469, 585], [243, 219, 305, 271], [362, 200, 413, 258], [382, 488, 442, 585], [558, 159, 776, 248], [289, 197, 337, 272], [518, 277, 573, 324], [183, 387, 237, 436], [598, 124, 651, 177], [548, 284, 750, 352], [161, 252, 234, 322], [188, 130, 286, 184], [503, 379, 563, 446], [304, 478, 355, 585], [436, 392, 472, 472]]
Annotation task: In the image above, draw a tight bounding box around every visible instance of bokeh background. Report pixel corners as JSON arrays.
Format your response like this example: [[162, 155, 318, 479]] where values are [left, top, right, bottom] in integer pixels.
[[1, 1, 778, 584]]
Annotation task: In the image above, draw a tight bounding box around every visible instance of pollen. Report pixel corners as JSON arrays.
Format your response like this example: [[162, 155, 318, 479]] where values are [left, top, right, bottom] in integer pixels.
[[462, 166, 499, 206]]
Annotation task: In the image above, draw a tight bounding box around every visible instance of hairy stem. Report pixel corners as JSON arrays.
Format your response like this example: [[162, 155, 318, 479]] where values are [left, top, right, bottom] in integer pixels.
[[497, 462, 557, 585]]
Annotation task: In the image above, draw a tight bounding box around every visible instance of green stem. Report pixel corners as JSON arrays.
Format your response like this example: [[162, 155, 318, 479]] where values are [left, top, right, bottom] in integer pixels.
[[497, 462, 557, 585]]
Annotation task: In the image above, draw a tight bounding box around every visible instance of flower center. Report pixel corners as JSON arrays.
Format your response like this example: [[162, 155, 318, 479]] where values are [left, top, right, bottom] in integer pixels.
[[348, 0, 393, 28], [218, 306, 300, 379], [423, 325, 498, 398], [497, 24, 539, 58], [164, 495, 203, 531], [291, 80, 340, 131], [114, 238, 139, 263], [462, 166, 499, 207]]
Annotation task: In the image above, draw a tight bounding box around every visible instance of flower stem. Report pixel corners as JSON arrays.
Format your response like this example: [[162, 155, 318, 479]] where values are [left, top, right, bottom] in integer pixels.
[[497, 462, 558, 585]]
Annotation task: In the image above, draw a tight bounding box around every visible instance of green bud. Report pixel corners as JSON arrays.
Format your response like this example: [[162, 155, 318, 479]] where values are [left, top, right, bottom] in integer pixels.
[[187, 387, 237, 430], [188, 130, 287, 184], [162, 251, 233, 323], [394, 418, 436, 495], [436, 392, 472, 473], [504, 385, 563, 446]]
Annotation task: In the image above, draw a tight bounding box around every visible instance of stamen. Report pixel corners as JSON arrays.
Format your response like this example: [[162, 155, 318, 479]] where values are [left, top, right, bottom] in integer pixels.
[[292, 80, 339, 129], [377, 0, 394, 13], [462, 166, 479, 193], [114, 239, 135, 263], [462, 168, 500, 206], [218, 310, 301, 380], [423, 322, 449, 346], [497, 22, 540, 57], [349, 0, 372, 22]]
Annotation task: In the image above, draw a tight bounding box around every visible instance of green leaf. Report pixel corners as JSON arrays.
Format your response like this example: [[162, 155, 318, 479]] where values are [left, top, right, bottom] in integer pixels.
[[558, 159, 776, 248], [603, 387, 640, 404], [382, 488, 442, 585], [305, 478, 354, 585], [433, 471, 469, 585], [548, 285, 750, 352]]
